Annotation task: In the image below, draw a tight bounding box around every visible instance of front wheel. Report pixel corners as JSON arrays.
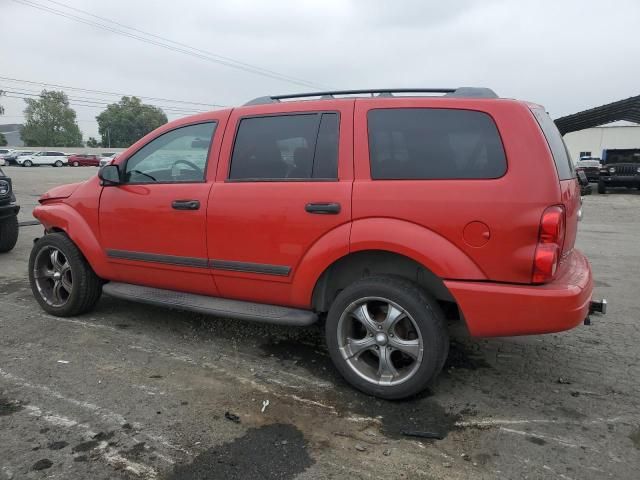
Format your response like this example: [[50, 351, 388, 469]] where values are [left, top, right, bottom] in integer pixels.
[[23, 160, 33, 167], [0, 216, 19, 253], [73, 161, 79, 167], [597, 181, 607, 194], [325, 276, 448, 399], [28, 233, 102, 316], [54, 160, 64, 167]]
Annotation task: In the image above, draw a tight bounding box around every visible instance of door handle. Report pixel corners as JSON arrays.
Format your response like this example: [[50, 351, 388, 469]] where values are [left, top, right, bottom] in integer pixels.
[[305, 202, 341, 214], [172, 199, 200, 210]]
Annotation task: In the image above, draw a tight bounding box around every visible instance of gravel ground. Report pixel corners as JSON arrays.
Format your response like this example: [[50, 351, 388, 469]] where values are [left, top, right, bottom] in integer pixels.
[[1, 165, 639, 479]]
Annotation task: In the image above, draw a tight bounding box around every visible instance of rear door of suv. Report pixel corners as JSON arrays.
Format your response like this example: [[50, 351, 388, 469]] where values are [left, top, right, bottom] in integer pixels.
[[207, 100, 354, 307]]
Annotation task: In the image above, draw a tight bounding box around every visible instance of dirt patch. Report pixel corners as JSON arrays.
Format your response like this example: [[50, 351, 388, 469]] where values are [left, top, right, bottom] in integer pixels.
[[164, 424, 313, 480], [259, 339, 336, 381], [119, 442, 149, 460], [526, 436, 547, 446], [32, 459, 53, 470], [0, 396, 23, 416], [48, 440, 69, 450], [0, 278, 29, 295], [72, 440, 99, 453]]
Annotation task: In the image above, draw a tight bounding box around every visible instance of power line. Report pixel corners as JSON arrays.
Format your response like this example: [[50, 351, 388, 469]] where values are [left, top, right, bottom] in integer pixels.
[[0, 75, 225, 108], [2, 87, 208, 114], [12, 0, 328, 90]]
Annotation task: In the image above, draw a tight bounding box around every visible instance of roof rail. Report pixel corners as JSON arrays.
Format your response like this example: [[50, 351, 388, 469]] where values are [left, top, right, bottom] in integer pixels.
[[244, 87, 498, 106]]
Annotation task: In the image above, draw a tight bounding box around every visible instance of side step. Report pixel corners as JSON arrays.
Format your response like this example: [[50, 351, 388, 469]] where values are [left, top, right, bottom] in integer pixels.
[[102, 282, 318, 326]]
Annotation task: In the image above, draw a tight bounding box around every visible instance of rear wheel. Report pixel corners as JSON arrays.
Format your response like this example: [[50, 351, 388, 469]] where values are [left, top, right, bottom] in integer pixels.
[[325, 276, 448, 399], [54, 160, 64, 167], [597, 181, 606, 194], [28, 233, 102, 316], [0, 216, 19, 253]]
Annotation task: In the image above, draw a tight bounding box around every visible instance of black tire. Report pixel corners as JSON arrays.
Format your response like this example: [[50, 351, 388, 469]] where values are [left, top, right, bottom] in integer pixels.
[[597, 181, 606, 194], [23, 160, 32, 167], [54, 160, 64, 167], [73, 161, 79, 167], [325, 276, 449, 399], [0, 215, 19, 253], [28, 232, 102, 316]]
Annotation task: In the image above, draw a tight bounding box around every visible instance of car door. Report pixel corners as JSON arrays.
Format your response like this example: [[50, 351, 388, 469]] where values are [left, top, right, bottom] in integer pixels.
[[208, 100, 354, 307], [99, 119, 224, 295]]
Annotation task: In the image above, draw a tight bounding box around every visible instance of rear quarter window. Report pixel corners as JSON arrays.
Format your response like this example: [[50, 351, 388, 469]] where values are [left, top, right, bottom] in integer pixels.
[[530, 107, 575, 180], [367, 108, 507, 180]]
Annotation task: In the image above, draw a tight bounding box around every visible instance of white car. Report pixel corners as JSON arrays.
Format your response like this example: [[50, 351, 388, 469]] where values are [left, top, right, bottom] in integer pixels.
[[99, 153, 119, 168], [0, 149, 14, 166], [17, 151, 68, 167]]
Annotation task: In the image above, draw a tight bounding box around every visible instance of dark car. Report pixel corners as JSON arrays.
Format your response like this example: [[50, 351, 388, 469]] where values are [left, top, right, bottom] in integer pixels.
[[68, 154, 100, 167], [4, 151, 35, 166], [0, 167, 20, 252], [598, 149, 640, 194], [575, 158, 601, 183]]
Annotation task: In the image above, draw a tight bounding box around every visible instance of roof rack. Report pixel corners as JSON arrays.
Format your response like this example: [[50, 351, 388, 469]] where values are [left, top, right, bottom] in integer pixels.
[[244, 87, 498, 106]]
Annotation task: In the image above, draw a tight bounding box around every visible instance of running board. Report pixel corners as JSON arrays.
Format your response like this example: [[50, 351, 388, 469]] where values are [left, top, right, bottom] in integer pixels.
[[102, 282, 318, 326]]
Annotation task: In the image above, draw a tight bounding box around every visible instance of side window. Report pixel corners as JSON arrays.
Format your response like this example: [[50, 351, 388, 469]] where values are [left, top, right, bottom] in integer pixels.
[[531, 108, 575, 180], [368, 108, 507, 180], [123, 122, 216, 184], [229, 112, 339, 180]]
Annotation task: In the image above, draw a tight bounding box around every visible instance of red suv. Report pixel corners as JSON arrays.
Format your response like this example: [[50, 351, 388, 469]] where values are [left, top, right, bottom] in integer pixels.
[[67, 154, 100, 167], [29, 88, 605, 399]]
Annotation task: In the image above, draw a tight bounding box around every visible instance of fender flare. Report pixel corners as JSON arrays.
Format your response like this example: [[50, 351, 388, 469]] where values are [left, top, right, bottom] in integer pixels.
[[33, 203, 113, 278]]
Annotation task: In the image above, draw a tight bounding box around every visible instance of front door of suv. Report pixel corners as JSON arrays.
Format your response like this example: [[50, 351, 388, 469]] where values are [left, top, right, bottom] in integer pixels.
[[208, 101, 354, 307], [99, 120, 223, 295]]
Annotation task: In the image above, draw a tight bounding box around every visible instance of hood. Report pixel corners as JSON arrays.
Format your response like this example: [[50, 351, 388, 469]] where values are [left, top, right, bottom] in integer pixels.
[[39, 182, 83, 202]]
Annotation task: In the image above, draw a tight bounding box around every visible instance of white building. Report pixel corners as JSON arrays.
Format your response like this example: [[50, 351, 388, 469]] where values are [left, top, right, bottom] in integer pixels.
[[563, 121, 640, 163]]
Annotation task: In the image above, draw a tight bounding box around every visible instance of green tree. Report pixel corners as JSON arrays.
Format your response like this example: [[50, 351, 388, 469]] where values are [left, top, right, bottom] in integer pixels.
[[86, 136, 101, 148], [21, 90, 83, 147], [96, 96, 167, 148], [0, 132, 7, 147]]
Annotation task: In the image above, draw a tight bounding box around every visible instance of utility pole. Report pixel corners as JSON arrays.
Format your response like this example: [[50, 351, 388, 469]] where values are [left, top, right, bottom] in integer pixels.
[[107, 127, 111, 148]]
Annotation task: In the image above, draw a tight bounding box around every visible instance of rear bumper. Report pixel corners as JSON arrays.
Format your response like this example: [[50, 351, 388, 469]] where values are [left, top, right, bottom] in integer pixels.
[[445, 249, 593, 337]]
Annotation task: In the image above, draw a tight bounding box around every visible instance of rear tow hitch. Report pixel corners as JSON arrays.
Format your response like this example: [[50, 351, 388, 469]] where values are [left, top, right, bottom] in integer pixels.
[[585, 299, 607, 325]]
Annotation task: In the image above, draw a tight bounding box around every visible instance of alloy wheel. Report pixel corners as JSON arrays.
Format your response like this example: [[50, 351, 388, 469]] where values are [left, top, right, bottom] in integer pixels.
[[337, 297, 423, 386], [32, 246, 73, 307]]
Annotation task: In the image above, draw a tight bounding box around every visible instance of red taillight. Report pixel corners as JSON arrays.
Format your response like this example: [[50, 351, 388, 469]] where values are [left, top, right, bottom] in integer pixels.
[[532, 206, 565, 284]]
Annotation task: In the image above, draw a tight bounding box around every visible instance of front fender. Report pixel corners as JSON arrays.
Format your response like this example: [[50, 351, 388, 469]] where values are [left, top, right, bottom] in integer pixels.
[[33, 203, 112, 278], [350, 218, 487, 280]]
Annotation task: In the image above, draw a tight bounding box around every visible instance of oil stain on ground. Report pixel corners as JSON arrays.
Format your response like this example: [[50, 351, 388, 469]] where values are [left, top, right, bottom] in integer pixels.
[[259, 338, 339, 383], [0, 396, 24, 416], [164, 424, 313, 480], [445, 341, 492, 370]]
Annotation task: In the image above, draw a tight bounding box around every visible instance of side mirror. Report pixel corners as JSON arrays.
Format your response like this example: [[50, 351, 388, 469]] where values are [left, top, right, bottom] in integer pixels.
[[576, 170, 589, 187], [99, 164, 121, 186]]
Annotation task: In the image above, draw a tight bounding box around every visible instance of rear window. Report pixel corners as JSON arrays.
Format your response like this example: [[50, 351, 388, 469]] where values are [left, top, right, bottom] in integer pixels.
[[367, 108, 507, 180], [531, 108, 575, 180]]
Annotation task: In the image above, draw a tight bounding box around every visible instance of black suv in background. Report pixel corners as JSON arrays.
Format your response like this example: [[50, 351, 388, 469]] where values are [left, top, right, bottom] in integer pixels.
[[0, 167, 19, 252], [598, 149, 640, 194]]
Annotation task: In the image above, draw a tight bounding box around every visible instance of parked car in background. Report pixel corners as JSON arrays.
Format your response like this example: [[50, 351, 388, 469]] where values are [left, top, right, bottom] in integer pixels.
[[575, 158, 602, 183], [68, 154, 100, 167], [17, 151, 68, 167], [28, 87, 606, 399], [99, 153, 119, 168], [3, 151, 35, 166], [0, 149, 15, 165], [598, 149, 640, 193], [0, 167, 19, 252]]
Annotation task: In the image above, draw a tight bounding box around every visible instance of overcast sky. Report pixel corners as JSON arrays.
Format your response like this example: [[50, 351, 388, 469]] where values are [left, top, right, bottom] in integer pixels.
[[2, 0, 640, 141]]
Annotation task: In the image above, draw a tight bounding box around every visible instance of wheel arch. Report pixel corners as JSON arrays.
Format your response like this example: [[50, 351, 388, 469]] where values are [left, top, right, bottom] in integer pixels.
[[311, 249, 457, 313]]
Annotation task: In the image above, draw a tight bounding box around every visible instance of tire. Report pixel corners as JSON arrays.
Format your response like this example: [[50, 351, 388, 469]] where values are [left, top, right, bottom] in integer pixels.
[[54, 160, 64, 167], [325, 276, 449, 400], [597, 181, 606, 194], [73, 161, 79, 167], [0, 215, 19, 253], [28, 232, 102, 316], [23, 160, 32, 167]]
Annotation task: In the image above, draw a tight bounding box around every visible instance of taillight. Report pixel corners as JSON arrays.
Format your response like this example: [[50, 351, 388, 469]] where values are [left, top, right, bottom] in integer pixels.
[[532, 206, 565, 284]]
